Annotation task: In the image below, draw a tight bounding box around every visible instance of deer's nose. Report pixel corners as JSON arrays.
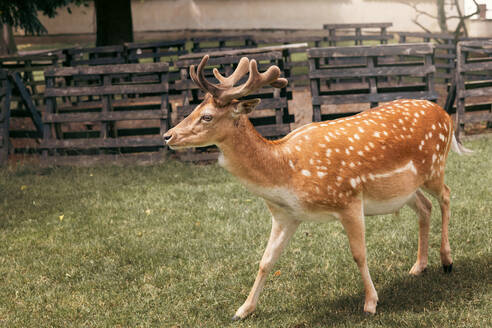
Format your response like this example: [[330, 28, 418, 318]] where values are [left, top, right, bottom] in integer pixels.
[[163, 131, 174, 144]]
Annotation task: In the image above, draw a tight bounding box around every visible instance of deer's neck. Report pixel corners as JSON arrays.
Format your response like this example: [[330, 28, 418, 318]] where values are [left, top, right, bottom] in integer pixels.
[[217, 116, 289, 188]]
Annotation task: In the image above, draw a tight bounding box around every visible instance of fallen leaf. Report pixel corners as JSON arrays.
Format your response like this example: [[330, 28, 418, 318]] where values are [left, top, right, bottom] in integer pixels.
[[59, 214, 64, 221], [145, 209, 151, 215], [274, 270, 281, 277], [20, 185, 27, 191]]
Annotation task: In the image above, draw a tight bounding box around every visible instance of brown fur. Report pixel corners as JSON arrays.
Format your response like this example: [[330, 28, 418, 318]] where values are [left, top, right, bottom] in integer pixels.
[[164, 58, 456, 319]]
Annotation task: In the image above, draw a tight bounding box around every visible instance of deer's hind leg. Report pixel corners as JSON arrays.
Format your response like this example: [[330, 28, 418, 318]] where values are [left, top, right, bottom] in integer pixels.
[[423, 176, 453, 273], [407, 189, 432, 275]]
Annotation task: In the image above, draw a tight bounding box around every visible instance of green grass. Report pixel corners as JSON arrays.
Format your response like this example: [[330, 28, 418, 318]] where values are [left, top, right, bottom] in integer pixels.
[[1, 137, 491, 327]]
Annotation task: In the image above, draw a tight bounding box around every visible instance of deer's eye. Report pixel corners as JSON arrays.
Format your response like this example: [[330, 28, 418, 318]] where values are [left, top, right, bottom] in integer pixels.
[[201, 115, 213, 122]]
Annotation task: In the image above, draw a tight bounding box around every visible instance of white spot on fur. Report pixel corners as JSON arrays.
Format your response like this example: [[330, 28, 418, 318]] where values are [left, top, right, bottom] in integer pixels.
[[317, 171, 327, 178], [354, 134, 360, 140], [301, 169, 311, 177]]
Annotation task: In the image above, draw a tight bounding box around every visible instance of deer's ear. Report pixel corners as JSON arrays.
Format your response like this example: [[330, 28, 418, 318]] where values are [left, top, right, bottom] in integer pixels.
[[233, 98, 261, 117]]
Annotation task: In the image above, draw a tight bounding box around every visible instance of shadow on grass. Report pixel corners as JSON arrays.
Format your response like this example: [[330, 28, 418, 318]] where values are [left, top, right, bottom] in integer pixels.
[[299, 255, 492, 326]]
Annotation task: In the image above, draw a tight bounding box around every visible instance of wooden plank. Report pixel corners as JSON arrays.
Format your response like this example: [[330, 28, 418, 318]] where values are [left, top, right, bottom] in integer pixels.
[[462, 111, 492, 123], [312, 91, 438, 105], [65, 45, 124, 55], [40, 152, 167, 166], [397, 32, 455, 40], [41, 136, 164, 149], [69, 57, 126, 66], [45, 62, 169, 77], [309, 65, 435, 79], [308, 43, 434, 58], [255, 123, 291, 137], [178, 44, 307, 61], [323, 23, 392, 29], [176, 52, 284, 68], [324, 35, 393, 42], [125, 39, 187, 50], [463, 86, 492, 98], [43, 110, 167, 123], [10, 72, 43, 137], [461, 61, 492, 72], [177, 151, 219, 162], [44, 83, 168, 97]]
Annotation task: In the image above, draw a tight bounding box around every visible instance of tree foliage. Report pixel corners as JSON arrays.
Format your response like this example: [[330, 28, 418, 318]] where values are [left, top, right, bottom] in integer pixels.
[[0, 0, 87, 35]]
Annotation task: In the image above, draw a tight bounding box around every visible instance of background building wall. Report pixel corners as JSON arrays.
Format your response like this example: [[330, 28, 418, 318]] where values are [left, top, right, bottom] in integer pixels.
[[15, 0, 487, 37]]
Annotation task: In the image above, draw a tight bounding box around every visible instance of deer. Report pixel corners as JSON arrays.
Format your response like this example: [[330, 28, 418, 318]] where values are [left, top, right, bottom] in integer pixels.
[[163, 55, 471, 320]]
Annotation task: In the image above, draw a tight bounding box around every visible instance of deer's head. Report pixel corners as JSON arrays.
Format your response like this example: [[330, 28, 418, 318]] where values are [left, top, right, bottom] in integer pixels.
[[163, 55, 288, 149]]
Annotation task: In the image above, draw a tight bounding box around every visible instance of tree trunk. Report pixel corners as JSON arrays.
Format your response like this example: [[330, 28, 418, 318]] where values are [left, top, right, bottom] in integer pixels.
[[95, 0, 134, 47], [0, 24, 18, 55], [437, 0, 448, 33]]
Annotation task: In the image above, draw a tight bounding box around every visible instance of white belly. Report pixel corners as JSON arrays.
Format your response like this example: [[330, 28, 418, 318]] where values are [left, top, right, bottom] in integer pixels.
[[363, 193, 415, 216]]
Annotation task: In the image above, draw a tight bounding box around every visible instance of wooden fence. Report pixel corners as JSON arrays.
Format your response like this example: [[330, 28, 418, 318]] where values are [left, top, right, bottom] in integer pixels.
[[40, 62, 171, 165], [398, 32, 457, 83], [454, 40, 492, 140], [0, 70, 11, 165], [308, 43, 438, 121], [125, 39, 187, 65], [0, 51, 62, 154], [0, 29, 489, 164], [190, 35, 256, 53], [323, 23, 393, 46]]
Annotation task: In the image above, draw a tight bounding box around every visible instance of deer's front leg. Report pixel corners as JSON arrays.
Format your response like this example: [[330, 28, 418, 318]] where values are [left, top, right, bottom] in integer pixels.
[[233, 204, 300, 320], [340, 201, 379, 314]]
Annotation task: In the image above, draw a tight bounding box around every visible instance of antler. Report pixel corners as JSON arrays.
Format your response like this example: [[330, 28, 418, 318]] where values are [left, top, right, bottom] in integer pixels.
[[189, 55, 288, 104]]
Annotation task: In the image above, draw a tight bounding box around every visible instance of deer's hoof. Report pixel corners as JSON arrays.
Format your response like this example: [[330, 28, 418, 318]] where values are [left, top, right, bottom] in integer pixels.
[[442, 263, 453, 274]]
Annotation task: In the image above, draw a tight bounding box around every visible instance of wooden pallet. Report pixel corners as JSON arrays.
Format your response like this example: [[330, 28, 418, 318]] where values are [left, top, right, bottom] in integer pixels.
[[41, 62, 171, 164], [454, 40, 492, 140], [308, 43, 438, 121], [0, 70, 12, 165], [63, 45, 127, 66], [0, 51, 63, 154], [190, 35, 256, 53], [125, 39, 188, 64], [322, 23, 393, 46]]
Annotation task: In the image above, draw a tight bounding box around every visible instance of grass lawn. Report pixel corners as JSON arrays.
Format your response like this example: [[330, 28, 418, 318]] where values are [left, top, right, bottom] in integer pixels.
[[0, 136, 491, 327]]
